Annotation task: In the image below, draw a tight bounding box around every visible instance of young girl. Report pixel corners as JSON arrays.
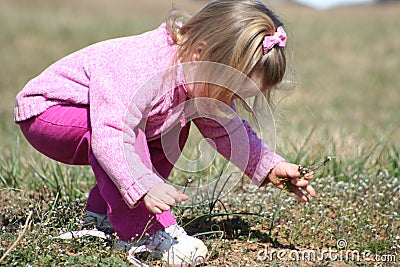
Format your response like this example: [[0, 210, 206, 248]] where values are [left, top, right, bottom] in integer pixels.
[[14, 0, 315, 265]]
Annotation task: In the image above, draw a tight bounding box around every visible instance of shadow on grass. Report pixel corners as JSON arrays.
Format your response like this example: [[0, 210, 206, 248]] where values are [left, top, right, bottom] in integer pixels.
[[182, 215, 295, 250]]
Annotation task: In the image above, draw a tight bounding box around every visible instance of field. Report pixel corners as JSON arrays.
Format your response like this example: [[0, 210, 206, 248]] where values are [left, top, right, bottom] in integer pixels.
[[0, 0, 399, 266]]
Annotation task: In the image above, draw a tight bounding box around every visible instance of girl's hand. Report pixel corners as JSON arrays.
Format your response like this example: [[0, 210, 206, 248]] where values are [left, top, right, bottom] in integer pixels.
[[268, 162, 316, 202], [143, 182, 189, 214]]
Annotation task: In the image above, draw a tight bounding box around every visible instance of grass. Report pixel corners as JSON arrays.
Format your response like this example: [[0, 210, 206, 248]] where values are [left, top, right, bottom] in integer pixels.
[[1, 0, 399, 266]]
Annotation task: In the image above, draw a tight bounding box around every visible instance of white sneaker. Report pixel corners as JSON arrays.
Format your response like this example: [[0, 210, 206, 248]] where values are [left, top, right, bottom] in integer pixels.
[[81, 211, 114, 233], [121, 224, 208, 266]]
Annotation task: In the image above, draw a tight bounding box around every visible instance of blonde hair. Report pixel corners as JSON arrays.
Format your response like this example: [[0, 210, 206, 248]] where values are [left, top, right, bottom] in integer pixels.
[[167, 0, 286, 107]]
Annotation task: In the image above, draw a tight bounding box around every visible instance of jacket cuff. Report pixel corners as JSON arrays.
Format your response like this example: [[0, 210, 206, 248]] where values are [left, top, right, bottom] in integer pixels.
[[121, 174, 163, 208], [253, 152, 286, 187]]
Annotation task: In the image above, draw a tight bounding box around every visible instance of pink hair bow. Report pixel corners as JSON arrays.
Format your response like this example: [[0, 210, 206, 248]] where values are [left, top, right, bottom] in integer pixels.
[[263, 26, 287, 54]]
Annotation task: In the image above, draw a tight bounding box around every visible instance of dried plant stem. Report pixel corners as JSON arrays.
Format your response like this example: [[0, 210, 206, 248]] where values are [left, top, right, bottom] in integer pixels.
[[0, 211, 33, 264]]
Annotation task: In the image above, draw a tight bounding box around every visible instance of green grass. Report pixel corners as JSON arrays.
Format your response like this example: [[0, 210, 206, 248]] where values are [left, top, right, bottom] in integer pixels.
[[1, 0, 399, 266]]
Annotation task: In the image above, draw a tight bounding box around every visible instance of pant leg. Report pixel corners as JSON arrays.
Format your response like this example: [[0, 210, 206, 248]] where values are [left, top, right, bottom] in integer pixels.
[[19, 105, 91, 165], [86, 185, 108, 214], [148, 122, 191, 180], [18, 104, 190, 241], [19, 105, 108, 214], [148, 122, 191, 229]]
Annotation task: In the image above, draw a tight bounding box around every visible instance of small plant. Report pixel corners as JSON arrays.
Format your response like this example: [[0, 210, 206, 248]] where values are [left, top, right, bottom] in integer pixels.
[[280, 156, 335, 193], [298, 156, 335, 177]]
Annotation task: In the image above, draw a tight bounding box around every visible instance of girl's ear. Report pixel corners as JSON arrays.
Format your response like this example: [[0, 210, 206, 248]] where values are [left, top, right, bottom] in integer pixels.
[[191, 41, 207, 62]]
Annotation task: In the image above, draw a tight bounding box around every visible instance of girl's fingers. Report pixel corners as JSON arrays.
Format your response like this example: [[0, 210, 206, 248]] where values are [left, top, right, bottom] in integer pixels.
[[292, 187, 310, 202], [304, 184, 316, 198], [286, 179, 316, 201], [152, 206, 163, 214], [160, 195, 177, 206], [167, 190, 189, 203], [145, 198, 167, 214], [148, 196, 171, 212], [156, 201, 170, 212], [269, 163, 317, 201], [303, 171, 314, 180], [291, 178, 309, 187], [273, 182, 285, 190], [179, 192, 190, 201], [288, 163, 303, 178]]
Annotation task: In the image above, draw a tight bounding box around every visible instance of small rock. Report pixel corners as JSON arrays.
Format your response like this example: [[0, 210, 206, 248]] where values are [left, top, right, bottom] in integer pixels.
[[0, 214, 9, 226]]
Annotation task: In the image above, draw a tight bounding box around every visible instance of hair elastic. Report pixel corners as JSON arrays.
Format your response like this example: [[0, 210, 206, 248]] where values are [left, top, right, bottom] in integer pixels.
[[263, 26, 287, 54]]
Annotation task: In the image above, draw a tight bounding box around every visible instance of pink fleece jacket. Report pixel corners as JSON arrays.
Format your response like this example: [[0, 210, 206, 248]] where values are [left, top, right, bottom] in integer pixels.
[[14, 24, 285, 208]]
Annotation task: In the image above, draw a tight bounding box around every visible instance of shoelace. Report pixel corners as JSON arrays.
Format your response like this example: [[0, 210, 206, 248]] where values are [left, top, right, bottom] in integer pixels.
[[164, 224, 187, 239]]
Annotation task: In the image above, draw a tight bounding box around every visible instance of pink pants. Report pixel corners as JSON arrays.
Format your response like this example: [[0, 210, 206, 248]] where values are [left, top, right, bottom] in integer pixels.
[[18, 104, 190, 241]]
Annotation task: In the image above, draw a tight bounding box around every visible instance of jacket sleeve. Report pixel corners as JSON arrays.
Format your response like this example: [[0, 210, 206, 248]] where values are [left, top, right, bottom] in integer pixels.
[[88, 66, 164, 209], [86, 25, 180, 208], [193, 110, 285, 186]]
